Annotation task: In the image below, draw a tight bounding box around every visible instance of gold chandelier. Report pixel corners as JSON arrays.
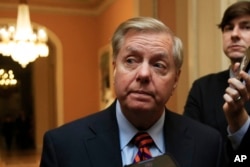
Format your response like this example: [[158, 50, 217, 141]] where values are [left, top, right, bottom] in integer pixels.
[[0, 0, 49, 68], [0, 69, 17, 87]]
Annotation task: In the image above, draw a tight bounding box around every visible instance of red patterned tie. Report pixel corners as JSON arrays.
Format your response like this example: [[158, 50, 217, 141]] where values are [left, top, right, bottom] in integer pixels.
[[133, 132, 154, 163]]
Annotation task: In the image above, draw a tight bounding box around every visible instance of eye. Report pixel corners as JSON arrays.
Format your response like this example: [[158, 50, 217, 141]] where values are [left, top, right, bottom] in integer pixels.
[[153, 62, 168, 75], [223, 25, 233, 32], [154, 62, 166, 69], [243, 24, 250, 30], [126, 57, 136, 64]]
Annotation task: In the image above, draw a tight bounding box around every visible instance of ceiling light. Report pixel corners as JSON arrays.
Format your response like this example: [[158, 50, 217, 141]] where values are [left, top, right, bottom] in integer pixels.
[[0, 0, 49, 68]]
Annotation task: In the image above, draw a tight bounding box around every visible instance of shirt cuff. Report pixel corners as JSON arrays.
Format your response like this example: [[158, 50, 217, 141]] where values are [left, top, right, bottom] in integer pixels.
[[227, 116, 250, 150]]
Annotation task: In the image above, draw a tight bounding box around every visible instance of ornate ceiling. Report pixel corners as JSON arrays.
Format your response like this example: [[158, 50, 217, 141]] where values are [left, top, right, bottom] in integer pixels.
[[0, 0, 114, 15]]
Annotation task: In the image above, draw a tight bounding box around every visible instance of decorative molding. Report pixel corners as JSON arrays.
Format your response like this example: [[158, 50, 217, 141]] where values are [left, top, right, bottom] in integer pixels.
[[0, 0, 115, 16]]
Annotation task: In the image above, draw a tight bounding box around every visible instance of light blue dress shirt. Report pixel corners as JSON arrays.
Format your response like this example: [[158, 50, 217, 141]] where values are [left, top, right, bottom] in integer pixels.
[[115, 101, 166, 166], [227, 117, 250, 149]]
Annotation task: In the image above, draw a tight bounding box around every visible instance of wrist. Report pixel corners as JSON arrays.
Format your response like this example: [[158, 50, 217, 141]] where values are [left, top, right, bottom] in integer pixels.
[[226, 109, 248, 133]]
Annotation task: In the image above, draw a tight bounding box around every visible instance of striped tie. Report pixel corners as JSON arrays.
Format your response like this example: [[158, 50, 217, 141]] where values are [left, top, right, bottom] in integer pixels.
[[133, 132, 154, 163]]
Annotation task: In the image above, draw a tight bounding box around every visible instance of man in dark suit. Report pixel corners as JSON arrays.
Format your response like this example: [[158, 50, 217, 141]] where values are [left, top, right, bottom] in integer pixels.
[[40, 17, 223, 167], [184, 1, 250, 167]]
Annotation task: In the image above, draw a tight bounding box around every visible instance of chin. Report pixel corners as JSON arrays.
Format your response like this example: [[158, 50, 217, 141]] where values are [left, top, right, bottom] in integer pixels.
[[127, 103, 154, 112], [228, 52, 245, 57]]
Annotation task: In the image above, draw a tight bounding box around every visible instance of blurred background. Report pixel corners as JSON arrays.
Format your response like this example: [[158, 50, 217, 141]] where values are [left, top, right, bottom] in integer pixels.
[[0, 0, 240, 166]]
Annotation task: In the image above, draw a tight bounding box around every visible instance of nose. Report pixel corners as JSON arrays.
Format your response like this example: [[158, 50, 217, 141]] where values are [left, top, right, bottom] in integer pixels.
[[136, 63, 151, 84], [231, 26, 241, 41]]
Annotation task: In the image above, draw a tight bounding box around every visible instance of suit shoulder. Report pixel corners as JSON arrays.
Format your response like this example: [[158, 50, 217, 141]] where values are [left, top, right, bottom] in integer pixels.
[[167, 111, 221, 137], [44, 109, 112, 137], [193, 70, 228, 84]]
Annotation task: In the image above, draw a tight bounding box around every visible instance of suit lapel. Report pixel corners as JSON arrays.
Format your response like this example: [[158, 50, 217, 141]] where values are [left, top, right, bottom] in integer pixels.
[[83, 103, 123, 167], [164, 110, 194, 167], [84, 131, 122, 167]]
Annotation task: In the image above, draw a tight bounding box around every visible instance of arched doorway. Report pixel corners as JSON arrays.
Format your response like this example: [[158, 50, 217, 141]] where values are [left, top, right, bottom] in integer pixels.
[[0, 20, 63, 154], [0, 55, 35, 150]]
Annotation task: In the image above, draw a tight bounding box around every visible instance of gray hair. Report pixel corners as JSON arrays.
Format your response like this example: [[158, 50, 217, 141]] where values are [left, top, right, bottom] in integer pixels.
[[111, 17, 183, 70]]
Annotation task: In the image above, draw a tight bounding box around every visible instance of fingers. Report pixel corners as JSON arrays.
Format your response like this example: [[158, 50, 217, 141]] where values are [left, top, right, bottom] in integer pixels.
[[223, 92, 244, 105], [239, 71, 250, 96], [224, 87, 244, 108], [224, 63, 250, 114], [223, 65, 250, 132], [224, 77, 249, 114], [228, 77, 248, 101], [235, 96, 242, 102], [232, 62, 241, 79]]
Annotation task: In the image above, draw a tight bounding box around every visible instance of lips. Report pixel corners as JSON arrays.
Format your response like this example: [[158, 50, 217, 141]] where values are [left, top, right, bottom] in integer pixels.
[[228, 45, 244, 50], [129, 90, 154, 97]]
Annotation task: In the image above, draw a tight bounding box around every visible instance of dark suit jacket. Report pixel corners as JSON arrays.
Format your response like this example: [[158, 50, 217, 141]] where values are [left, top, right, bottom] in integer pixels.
[[40, 100, 223, 167], [184, 69, 250, 166]]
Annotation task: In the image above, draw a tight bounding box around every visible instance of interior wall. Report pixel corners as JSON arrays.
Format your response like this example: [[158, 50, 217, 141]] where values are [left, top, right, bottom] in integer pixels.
[[33, 54, 51, 150], [154, 0, 190, 113], [97, 0, 136, 48], [33, 35, 60, 150]]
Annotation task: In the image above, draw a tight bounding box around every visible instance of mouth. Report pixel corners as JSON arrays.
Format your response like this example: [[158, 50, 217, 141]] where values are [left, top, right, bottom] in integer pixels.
[[228, 45, 244, 50], [129, 90, 154, 98], [227, 45, 247, 55]]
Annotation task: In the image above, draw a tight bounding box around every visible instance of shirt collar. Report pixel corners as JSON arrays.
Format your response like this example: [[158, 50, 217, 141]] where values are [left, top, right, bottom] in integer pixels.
[[229, 67, 235, 78], [229, 65, 250, 78], [116, 100, 165, 153]]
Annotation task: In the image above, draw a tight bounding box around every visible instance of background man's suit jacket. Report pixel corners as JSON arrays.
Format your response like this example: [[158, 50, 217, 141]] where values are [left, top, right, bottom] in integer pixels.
[[40, 100, 223, 167], [184, 69, 250, 166]]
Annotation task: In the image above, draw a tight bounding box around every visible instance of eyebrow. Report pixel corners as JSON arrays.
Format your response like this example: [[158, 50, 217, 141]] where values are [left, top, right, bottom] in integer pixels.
[[227, 20, 250, 26], [125, 46, 168, 57], [124, 47, 139, 57], [241, 21, 250, 25], [126, 46, 169, 60], [126, 46, 140, 52]]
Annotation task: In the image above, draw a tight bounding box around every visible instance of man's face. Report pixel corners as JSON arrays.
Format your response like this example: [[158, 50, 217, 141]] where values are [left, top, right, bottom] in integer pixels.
[[113, 30, 180, 116], [222, 15, 250, 61]]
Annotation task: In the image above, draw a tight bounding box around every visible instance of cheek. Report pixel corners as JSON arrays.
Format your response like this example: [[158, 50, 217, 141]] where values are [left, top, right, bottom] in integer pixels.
[[222, 34, 229, 42], [222, 40, 228, 52], [222, 37, 228, 44], [245, 38, 250, 44], [159, 83, 174, 95], [155, 77, 176, 98], [114, 71, 131, 94]]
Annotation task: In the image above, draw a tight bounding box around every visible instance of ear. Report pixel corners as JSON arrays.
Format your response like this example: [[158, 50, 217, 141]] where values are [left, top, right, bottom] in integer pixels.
[[172, 69, 181, 92], [112, 60, 116, 76]]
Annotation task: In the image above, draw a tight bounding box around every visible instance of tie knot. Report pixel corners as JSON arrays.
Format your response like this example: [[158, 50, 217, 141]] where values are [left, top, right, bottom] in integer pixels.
[[133, 132, 154, 148]]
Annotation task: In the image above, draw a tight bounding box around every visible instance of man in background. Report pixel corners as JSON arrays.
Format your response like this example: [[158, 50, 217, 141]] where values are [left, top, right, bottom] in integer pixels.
[[184, 1, 250, 166]]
